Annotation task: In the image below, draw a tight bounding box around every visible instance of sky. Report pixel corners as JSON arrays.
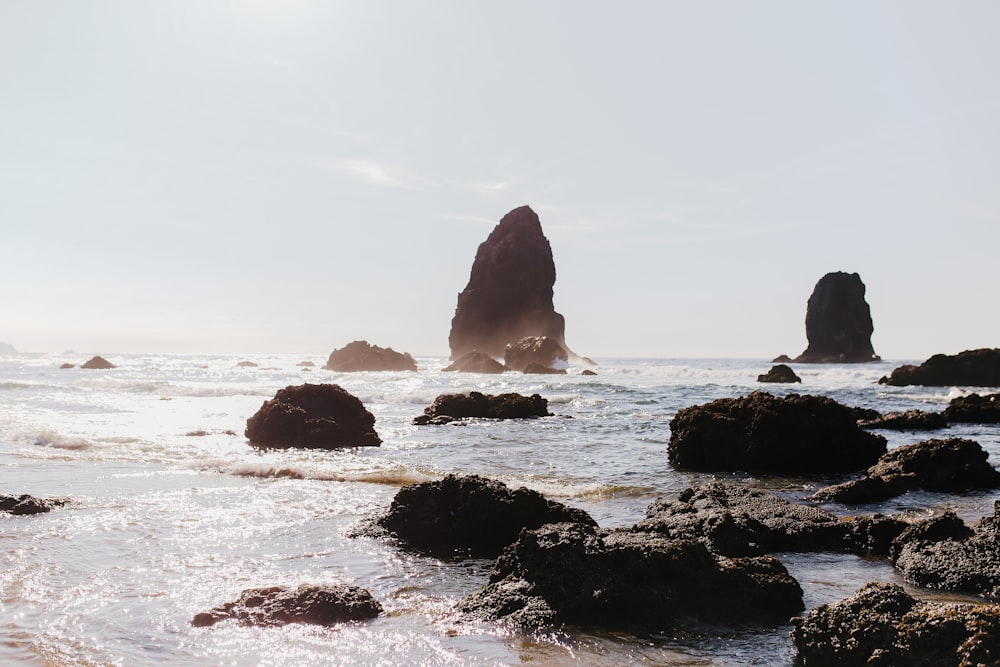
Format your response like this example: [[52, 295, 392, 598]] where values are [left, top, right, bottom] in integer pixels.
[[2, 1, 998, 359]]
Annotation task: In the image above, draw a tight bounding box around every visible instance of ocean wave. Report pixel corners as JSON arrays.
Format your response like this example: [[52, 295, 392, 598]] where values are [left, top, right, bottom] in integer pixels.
[[214, 461, 437, 486], [26, 429, 92, 451]]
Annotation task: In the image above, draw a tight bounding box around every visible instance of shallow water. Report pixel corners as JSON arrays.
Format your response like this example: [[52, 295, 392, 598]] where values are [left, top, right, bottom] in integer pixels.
[[1, 354, 997, 665]]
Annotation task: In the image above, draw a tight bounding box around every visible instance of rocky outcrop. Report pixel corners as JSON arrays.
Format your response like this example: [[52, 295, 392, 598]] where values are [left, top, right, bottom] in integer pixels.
[[944, 392, 1000, 423], [245, 383, 381, 449], [442, 351, 506, 374], [788, 272, 879, 363], [522, 363, 567, 375], [360, 474, 596, 558], [808, 438, 1000, 504], [81, 355, 115, 369], [858, 409, 948, 431], [412, 392, 550, 425], [756, 364, 801, 383], [503, 336, 567, 373], [323, 340, 417, 372], [458, 522, 804, 631], [448, 206, 568, 361], [191, 584, 382, 627], [1, 494, 68, 515], [667, 392, 887, 474], [59, 363, 75, 369], [236, 360, 258, 367], [791, 582, 1000, 667], [879, 348, 1000, 387]]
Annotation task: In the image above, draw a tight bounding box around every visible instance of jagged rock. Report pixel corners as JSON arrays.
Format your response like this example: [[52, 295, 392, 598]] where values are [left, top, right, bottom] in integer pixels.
[[757, 364, 801, 383], [361, 474, 596, 558], [667, 391, 887, 474], [191, 584, 382, 627], [458, 522, 804, 631], [448, 205, 569, 361], [879, 348, 1000, 387], [0, 494, 68, 515], [790, 272, 880, 363], [323, 340, 417, 372], [245, 383, 381, 449], [504, 336, 567, 373], [81, 355, 115, 369], [858, 410, 948, 430], [809, 438, 1000, 504], [791, 582, 1000, 667], [889, 511, 974, 562], [442, 351, 506, 374], [412, 392, 550, 425], [944, 392, 1000, 423]]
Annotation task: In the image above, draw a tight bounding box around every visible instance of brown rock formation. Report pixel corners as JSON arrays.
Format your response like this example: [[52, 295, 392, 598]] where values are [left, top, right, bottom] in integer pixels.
[[756, 364, 801, 383], [81, 355, 115, 369], [191, 584, 382, 627], [504, 336, 568, 372], [323, 340, 417, 372], [245, 383, 381, 449], [789, 272, 879, 363], [443, 351, 506, 374]]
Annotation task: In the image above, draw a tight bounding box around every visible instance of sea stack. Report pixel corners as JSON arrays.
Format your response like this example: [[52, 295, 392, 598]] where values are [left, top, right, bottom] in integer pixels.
[[448, 206, 568, 361], [792, 272, 879, 363]]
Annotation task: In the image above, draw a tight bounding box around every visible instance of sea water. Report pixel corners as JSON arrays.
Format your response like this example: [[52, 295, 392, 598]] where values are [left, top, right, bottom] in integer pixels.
[[1, 354, 997, 665]]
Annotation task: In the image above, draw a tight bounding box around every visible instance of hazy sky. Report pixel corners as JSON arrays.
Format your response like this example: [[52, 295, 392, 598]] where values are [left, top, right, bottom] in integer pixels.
[[2, 1, 998, 359]]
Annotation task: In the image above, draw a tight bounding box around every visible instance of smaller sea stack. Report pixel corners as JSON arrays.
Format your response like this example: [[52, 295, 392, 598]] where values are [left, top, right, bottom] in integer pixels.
[[790, 272, 879, 363]]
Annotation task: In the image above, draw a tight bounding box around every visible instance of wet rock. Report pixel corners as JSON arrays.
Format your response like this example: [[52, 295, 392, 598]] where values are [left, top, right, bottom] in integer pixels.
[[81, 355, 115, 369], [756, 364, 801, 383], [772, 354, 793, 363], [323, 340, 417, 372], [0, 494, 68, 515], [791, 271, 880, 363], [459, 522, 804, 631], [943, 392, 1000, 423], [503, 336, 568, 373], [581, 369, 598, 376], [879, 348, 1000, 387], [412, 391, 550, 425], [667, 391, 887, 474], [245, 383, 381, 449], [59, 363, 75, 369], [364, 474, 596, 558], [191, 584, 382, 628], [442, 350, 506, 374], [522, 363, 567, 375], [808, 438, 1000, 504], [791, 582, 1000, 666], [858, 409, 948, 431], [448, 205, 569, 361]]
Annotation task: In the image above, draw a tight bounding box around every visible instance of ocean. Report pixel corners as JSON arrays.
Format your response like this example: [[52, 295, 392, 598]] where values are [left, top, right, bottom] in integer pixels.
[[2, 353, 997, 665]]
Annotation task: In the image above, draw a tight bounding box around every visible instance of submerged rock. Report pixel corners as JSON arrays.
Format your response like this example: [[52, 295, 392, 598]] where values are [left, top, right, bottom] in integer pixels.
[[448, 205, 569, 361], [442, 350, 506, 374], [503, 336, 567, 373], [323, 340, 417, 372], [879, 348, 1000, 387], [790, 271, 880, 363], [809, 438, 1000, 504], [412, 391, 550, 425], [943, 392, 1000, 423], [191, 584, 382, 627], [791, 582, 1000, 666], [245, 383, 381, 449], [0, 494, 68, 515], [667, 391, 886, 474], [858, 409, 948, 431], [362, 474, 596, 558], [756, 364, 801, 383], [81, 355, 115, 369]]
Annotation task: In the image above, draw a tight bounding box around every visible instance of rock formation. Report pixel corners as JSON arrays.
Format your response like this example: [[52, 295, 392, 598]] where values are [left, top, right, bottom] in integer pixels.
[[756, 364, 801, 383], [944, 392, 1000, 423], [503, 336, 568, 373], [245, 383, 381, 449], [191, 584, 382, 627], [879, 348, 1000, 387], [788, 272, 879, 363], [412, 392, 550, 425], [858, 409, 948, 431], [1, 494, 68, 515], [442, 351, 506, 374], [81, 355, 115, 369], [323, 340, 417, 372], [448, 206, 568, 361]]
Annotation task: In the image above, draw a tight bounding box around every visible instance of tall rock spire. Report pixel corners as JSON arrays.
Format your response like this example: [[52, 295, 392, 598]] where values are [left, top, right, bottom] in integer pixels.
[[793, 271, 879, 363]]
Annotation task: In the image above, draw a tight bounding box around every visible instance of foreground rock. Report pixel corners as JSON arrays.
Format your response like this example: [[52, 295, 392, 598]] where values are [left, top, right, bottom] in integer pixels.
[[323, 340, 417, 372], [1, 494, 68, 515], [879, 348, 1000, 387], [191, 584, 382, 627], [245, 383, 381, 449], [448, 205, 569, 361], [413, 392, 549, 425], [503, 336, 567, 373], [442, 351, 506, 374], [668, 392, 887, 473], [858, 409, 948, 431], [81, 355, 115, 369], [360, 474, 596, 558], [459, 522, 804, 631], [788, 272, 880, 363], [791, 582, 1000, 666], [756, 364, 801, 383], [944, 392, 1000, 423], [809, 438, 1000, 504]]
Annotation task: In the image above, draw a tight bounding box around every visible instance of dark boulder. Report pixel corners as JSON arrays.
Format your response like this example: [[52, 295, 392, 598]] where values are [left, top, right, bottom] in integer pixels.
[[245, 383, 381, 449], [504, 336, 568, 373], [756, 364, 801, 383], [459, 522, 804, 631], [191, 584, 382, 627], [0, 494, 68, 515], [448, 205, 569, 361], [363, 474, 596, 558], [667, 391, 887, 474], [879, 348, 1000, 387], [858, 409, 948, 431], [442, 351, 506, 374], [792, 582, 1000, 667], [323, 340, 417, 372], [581, 369, 598, 376], [412, 391, 549, 425], [772, 354, 793, 363], [81, 355, 115, 369], [522, 363, 567, 375], [808, 438, 1000, 504], [790, 271, 879, 363], [943, 392, 1000, 423]]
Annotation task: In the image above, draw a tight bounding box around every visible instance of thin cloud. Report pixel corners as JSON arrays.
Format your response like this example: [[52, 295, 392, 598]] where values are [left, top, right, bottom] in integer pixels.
[[313, 157, 440, 190]]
